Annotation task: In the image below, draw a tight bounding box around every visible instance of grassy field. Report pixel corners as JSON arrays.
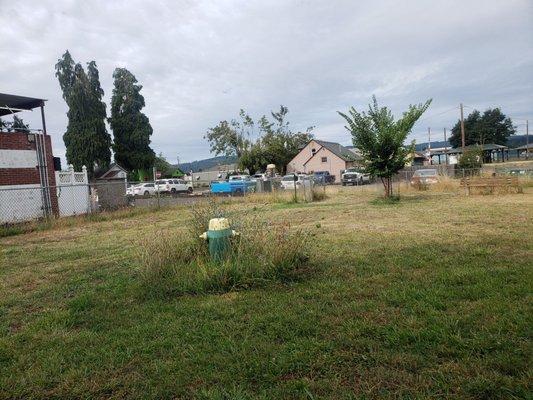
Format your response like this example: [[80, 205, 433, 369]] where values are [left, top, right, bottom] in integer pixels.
[[0, 188, 532, 399]]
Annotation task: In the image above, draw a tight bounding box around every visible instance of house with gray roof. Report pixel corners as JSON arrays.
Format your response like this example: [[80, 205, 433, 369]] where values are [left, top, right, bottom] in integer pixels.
[[287, 139, 363, 182]]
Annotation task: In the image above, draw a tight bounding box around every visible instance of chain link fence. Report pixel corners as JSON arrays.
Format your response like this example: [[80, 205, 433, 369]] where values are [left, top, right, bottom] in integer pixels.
[[1, 167, 531, 225]]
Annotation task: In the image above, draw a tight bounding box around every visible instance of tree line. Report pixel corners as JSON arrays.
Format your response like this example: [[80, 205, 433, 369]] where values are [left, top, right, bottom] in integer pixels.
[[55, 51, 155, 178]]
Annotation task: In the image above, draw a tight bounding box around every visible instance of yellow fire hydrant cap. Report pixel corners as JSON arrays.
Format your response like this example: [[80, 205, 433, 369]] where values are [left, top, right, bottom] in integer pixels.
[[208, 218, 230, 231]]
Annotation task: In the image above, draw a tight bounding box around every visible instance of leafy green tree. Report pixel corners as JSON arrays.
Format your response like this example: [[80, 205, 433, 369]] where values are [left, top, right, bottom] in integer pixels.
[[109, 68, 155, 174], [339, 96, 431, 198], [457, 147, 483, 172], [12, 116, 29, 132], [257, 106, 314, 174], [239, 142, 268, 174], [205, 109, 254, 159], [55, 51, 111, 176], [449, 108, 515, 147], [207, 106, 313, 174], [154, 153, 175, 178]]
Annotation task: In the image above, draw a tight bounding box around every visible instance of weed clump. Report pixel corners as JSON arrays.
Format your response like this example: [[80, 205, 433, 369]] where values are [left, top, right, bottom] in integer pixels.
[[138, 200, 310, 297]]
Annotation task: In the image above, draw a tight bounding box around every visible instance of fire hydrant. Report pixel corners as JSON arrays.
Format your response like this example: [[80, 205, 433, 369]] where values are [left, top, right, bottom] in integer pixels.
[[199, 218, 239, 262]]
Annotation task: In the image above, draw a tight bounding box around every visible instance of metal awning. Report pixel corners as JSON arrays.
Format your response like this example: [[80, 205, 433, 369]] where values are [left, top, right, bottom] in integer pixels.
[[0, 93, 46, 116], [513, 143, 533, 151], [442, 144, 508, 155]]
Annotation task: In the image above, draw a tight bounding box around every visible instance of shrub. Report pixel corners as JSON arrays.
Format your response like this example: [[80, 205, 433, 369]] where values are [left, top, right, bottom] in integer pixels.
[[458, 147, 483, 172], [138, 201, 310, 298], [311, 185, 328, 202]]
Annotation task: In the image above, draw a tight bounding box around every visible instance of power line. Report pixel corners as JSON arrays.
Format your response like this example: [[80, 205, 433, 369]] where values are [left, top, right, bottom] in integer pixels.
[[416, 106, 458, 124]]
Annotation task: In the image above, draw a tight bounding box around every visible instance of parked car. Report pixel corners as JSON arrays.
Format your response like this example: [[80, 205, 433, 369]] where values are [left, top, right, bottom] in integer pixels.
[[313, 171, 335, 184], [131, 182, 157, 196], [280, 174, 312, 190], [251, 173, 267, 181], [341, 168, 370, 185], [210, 175, 256, 195], [155, 179, 193, 194], [410, 169, 439, 186], [126, 184, 136, 196]]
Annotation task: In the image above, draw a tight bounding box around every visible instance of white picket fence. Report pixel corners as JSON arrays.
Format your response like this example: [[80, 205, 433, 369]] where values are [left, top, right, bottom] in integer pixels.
[[55, 165, 91, 217]]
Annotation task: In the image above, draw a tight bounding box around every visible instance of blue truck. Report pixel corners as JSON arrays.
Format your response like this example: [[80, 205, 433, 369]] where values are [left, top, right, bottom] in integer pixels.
[[210, 175, 257, 195]]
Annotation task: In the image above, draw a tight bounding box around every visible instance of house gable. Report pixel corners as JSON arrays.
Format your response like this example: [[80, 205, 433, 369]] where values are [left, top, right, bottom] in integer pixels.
[[303, 145, 342, 167], [97, 163, 127, 180]]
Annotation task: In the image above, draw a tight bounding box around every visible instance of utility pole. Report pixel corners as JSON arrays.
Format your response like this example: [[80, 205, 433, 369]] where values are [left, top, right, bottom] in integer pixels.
[[153, 166, 160, 208], [444, 128, 448, 165], [526, 120, 529, 161], [428, 127, 432, 165], [460, 103, 466, 150]]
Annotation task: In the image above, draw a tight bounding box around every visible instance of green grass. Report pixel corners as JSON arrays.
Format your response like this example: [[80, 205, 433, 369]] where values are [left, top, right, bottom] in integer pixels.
[[0, 189, 532, 399]]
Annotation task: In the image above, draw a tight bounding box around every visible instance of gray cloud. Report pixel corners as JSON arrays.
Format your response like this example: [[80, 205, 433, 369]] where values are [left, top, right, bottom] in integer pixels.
[[1, 0, 532, 163]]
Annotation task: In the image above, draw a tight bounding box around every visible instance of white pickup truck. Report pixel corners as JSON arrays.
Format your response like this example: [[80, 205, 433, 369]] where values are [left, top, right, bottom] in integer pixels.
[[341, 168, 371, 186]]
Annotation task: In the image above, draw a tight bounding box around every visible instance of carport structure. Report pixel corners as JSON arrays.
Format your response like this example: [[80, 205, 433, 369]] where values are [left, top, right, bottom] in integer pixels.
[[0, 92, 57, 220], [431, 143, 509, 164], [0, 92, 48, 133]]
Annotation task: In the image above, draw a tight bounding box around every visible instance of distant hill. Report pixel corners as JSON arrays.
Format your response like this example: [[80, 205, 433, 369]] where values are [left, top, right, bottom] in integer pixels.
[[415, 140, 450, 151], [175, 155, 237, 173], [507, 135, 529, 148]]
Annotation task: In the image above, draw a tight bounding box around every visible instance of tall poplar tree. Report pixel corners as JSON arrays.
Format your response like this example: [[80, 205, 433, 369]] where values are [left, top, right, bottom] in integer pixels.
[[55, 51, 111, 176], [109, 68, 155, 173]]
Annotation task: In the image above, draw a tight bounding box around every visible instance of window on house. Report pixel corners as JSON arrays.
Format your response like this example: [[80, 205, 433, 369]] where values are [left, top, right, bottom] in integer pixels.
[[321, 157, 327, 162], [311, 148, 316, 154]]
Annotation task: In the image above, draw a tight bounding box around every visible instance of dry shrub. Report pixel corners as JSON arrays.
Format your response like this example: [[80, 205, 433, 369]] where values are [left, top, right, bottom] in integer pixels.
[[403, 175, 461, 194], [138, 200, 310, 298], [311, 186, 328, 201]]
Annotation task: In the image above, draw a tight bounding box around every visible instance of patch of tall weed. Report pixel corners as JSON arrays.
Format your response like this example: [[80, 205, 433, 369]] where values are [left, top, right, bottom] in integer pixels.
[[138, 200, 310, 297]]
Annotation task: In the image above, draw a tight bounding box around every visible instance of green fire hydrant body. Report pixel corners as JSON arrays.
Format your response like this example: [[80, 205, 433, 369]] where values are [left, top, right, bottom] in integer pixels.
[[199, 218, 238, 262]]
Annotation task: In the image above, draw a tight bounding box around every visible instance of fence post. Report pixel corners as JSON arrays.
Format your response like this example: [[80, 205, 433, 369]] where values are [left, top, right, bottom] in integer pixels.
[[82, 165, 91, 214]]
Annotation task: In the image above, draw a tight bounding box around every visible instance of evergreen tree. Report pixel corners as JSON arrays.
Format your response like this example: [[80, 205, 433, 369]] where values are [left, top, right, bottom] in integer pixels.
[[449, 108, 515, 147], [55, 51, 111, 176], [109, 68, 155, 173]]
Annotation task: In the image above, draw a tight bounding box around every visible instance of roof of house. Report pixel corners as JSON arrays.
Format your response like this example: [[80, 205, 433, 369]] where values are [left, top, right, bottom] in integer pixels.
[[95, 163, 127, 180], [0, 93, 46, 117], [313, 140, 361, 162]]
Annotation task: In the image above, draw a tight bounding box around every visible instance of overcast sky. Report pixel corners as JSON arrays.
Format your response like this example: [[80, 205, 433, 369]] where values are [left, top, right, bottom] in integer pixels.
[[1, 0, 532, 163]]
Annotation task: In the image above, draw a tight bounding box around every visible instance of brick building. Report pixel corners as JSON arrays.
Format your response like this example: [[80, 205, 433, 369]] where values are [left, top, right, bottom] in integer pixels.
[[0, 93, 59, 222]]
